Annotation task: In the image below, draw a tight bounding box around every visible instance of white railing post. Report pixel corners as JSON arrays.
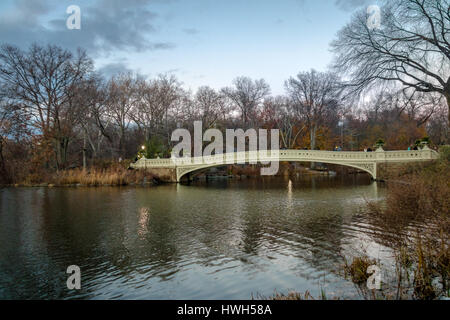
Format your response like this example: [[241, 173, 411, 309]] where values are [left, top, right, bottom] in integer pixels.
[[420, 145, 433, 160], [375, 147, 386, 162]]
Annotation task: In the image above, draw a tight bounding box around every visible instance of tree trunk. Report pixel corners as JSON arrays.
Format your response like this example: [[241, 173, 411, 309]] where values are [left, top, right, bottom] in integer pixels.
[[62, 138, 69, 169], [118, 127, 125, 159], [55, 136, 69, 171], [310, 125, 317, 150], [0, 139, 10, 184], [445, 85, 450, 144], [55, 139, 61, 171], [310, 125, 317, 169], [82, 132, 87, 171]]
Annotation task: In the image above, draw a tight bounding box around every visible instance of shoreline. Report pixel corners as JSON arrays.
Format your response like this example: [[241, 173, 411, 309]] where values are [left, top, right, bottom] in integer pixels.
[[1, 181, 160, 188], [0, 169, 363, 188]]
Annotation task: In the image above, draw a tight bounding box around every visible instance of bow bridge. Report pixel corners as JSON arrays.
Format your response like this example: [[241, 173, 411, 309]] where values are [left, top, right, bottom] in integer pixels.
[[130, 146, 439, 182]]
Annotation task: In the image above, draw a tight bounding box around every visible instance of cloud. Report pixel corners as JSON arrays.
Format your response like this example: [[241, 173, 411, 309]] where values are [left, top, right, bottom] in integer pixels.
[[334, 0, 374, 11], [0, 0, 176, 56], [97, 60, 151, 79], [97, 62, 133, 78], [182, 28, 199, 35], [165, 68, 181, 74]]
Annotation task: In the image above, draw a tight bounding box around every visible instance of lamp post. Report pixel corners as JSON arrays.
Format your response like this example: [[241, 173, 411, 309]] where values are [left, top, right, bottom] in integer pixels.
[[140, 145, 146, 159], [338, 120, 344, 150]]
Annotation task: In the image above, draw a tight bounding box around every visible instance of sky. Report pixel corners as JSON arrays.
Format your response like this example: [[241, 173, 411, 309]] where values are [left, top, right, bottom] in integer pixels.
[[0, 0, 377, 95]]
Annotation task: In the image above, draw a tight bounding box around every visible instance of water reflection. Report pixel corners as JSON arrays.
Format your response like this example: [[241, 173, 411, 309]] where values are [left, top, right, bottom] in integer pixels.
[[0, 175, 387, 299]]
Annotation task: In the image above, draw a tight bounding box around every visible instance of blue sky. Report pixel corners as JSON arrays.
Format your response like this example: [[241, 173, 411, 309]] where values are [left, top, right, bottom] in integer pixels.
[[0, 0, 376, 94]]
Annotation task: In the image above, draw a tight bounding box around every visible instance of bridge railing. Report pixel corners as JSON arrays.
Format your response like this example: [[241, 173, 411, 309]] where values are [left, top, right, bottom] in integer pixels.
[[130, 147, 438, 169]]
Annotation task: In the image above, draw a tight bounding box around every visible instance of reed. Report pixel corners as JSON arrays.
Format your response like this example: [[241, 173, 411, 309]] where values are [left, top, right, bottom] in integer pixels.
[[52, 167, 157, 186], [253, 290, 318, 300], [343, 256, 377, 285], [366, 158, 450, 299]]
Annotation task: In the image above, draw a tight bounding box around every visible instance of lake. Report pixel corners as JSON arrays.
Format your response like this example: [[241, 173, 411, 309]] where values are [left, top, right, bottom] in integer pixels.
[[0, 175, 391, 299]]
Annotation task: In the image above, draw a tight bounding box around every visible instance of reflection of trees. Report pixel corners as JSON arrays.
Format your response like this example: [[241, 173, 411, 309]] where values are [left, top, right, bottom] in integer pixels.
[[224, 176, 373, 278], [138, 199, 179, 265], [240, 207, 265, 255], [262, 199, 347, 278], [0, 189, 51, 299], [1, 187, 182, 298], [37, 188, 140, 298], [0, 176, 381, 298]]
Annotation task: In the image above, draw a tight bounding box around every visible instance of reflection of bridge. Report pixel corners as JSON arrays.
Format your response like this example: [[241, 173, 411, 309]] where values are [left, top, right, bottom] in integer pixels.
[[130, 147, 439, 182]]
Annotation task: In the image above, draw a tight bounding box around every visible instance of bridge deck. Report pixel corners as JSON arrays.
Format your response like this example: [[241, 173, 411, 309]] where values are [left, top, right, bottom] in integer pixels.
[[130, 147, 439, 182]]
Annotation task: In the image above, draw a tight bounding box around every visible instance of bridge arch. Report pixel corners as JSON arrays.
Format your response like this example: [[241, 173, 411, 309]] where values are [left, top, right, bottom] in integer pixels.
[[176, 159, 377, 182], [130, 148, 439, 183]]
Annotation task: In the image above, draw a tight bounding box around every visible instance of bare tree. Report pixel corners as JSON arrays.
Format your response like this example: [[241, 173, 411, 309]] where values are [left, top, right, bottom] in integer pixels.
[[0, 44, 93, 169], [331, 0, 450, 137], [261, 96, 306, 149], [104, 72, 139, 158], [365, 88, 439, 127], [134, 75, 181, 143], [222, 77, 270, 126], [0, 99, 30, 182], [427, 101, 449, 145], [194, 86, 228, 129], [285, 70, 341, 152], [73, 75, 111, 167]]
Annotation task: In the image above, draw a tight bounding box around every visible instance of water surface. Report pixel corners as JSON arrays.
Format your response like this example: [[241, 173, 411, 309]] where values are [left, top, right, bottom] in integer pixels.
[[0, 175, 389, 299]]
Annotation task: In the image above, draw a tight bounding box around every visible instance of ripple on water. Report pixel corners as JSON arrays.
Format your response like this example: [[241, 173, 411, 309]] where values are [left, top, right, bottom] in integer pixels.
[[0, 177, 390, 299]]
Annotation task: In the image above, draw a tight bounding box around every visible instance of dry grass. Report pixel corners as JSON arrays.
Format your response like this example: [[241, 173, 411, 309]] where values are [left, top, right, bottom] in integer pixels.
[[269, 291, 316, 300], [253, 290, 321, 300], [366, 159, 450, 299], [344, 256, 377, 285], [10, 161, 160, 187], [52, 167, 156, 186]]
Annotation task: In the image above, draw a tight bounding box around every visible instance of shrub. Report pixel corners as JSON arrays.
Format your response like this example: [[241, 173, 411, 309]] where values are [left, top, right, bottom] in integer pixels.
[[367, 160, 450, 299], [344, 256, 377, 285], [420, 136, 431, 145], [375, 138, 385, 148]]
